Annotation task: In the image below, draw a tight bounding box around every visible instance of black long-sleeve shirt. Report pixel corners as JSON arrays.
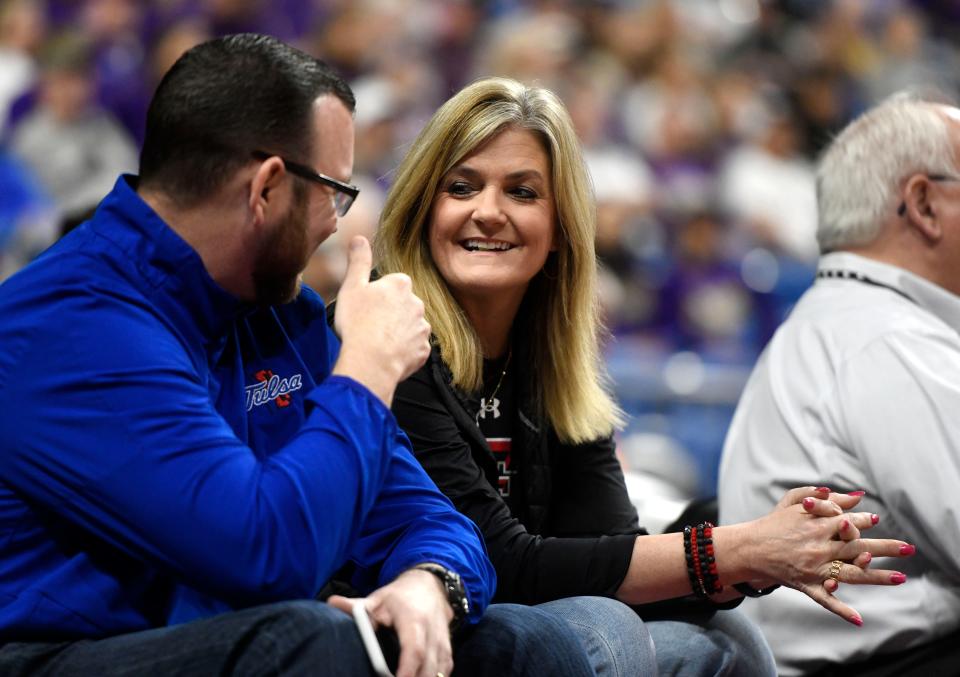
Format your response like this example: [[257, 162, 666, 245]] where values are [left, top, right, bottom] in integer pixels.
[[392, 346, 641, 604]]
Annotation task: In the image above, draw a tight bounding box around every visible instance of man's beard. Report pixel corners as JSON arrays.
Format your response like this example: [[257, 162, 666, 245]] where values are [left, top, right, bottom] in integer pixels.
[[251, 183, 311, 306]]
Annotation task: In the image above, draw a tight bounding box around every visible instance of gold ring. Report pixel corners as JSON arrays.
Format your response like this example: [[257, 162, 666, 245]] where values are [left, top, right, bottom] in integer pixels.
[[437, 673, 445, 677], [829, 559, 843, 582]]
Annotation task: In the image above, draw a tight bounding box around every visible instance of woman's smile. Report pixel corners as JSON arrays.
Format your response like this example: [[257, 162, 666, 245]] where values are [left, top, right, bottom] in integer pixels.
[[428, 126, 557, 310]]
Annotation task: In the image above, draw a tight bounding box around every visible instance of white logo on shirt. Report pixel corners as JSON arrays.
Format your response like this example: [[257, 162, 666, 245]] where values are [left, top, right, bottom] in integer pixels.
[[245, 371, 303, 411]]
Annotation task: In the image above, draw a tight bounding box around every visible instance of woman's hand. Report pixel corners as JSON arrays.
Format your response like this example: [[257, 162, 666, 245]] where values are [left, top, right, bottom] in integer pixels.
[[775, 486, 892, 595], [776, 485, 867, 516], [736, 486, 878, 591], [715, 488, 916, 626]]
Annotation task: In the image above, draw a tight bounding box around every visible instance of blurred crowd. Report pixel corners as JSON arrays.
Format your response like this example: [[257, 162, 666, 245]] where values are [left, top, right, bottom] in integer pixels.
[[3, 0, 959, 497]]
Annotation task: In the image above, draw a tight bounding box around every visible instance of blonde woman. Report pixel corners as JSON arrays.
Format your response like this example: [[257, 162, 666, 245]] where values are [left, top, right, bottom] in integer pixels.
[[374, 77, 915, 675]]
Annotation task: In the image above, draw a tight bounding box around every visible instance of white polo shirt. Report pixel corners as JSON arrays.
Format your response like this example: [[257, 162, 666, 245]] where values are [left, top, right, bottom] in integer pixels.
[[719, 251, 960, 675]]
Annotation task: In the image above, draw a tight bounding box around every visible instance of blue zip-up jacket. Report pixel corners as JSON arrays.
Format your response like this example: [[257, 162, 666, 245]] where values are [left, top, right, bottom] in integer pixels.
[[0, 176, 495, 640]]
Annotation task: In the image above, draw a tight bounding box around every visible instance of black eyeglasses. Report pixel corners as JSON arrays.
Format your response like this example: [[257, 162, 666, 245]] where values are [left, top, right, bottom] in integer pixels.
[[897, 173, 960, 216], [252, 150, 359, 217]]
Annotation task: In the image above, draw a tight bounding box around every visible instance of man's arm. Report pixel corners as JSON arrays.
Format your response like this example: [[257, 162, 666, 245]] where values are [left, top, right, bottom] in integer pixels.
[[0, 271, 432, 612], [835, 331, 960, 580], [0, 235, 438, 605], [327, 434, 496, 677], [0, 307, 398, 604], [345, 432, 495, 622]]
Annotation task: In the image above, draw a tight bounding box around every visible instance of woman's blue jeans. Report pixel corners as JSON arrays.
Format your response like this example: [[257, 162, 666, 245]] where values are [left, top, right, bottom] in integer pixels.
[[537, 596, 777, 676]]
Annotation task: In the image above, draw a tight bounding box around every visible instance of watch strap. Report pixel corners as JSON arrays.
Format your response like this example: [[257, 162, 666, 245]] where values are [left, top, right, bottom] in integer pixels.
[[412, 563, 469, 632]]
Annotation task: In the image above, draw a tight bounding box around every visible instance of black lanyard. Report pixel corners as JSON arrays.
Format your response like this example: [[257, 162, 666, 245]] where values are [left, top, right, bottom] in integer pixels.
[[816, 269, 917, 305]]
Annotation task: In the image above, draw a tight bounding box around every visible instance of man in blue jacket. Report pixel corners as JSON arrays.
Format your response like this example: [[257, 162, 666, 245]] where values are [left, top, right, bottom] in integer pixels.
[[0, 34, 594, 677]]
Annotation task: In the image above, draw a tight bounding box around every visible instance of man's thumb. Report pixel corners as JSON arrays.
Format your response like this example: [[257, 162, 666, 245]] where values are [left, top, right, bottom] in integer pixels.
[[341, 236, 372, 289]]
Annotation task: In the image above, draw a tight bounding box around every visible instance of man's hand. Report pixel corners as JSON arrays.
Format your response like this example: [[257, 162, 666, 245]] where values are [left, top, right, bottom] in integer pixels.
[[328, 568, 454, 677], [332, 236, 431, 406]]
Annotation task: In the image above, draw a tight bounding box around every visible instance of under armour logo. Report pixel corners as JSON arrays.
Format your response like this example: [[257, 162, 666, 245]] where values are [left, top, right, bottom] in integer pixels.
[[477, 396, 501, 420]]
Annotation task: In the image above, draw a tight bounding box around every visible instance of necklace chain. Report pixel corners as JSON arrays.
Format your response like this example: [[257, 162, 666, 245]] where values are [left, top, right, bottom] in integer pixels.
[[476, 349, 512, 424], [486, 349, 512, 401]]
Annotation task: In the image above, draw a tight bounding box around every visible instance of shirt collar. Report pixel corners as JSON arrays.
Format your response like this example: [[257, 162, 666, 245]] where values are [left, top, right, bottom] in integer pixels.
[[818, 251, 960, 334]]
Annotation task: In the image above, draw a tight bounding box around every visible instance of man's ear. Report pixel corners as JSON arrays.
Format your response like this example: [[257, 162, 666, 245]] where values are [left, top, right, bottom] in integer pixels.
[[248, 156, 286, 226], [903, 174, 943, 242]]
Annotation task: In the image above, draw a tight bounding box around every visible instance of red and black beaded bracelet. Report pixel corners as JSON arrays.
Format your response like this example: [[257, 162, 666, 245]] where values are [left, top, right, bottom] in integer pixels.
[[684, 522, 726, 598]]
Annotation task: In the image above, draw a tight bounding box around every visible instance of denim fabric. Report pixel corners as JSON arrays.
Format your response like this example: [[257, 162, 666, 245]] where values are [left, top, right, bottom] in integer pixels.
[[455, 603, 596, 676], [646, 608, 777, 677], [537, 596, 657, 676], [0, 600, 596, 676]]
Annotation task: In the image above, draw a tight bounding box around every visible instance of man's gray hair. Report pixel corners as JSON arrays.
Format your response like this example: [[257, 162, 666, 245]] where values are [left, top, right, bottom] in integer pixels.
[[816, 92, 960, 252]]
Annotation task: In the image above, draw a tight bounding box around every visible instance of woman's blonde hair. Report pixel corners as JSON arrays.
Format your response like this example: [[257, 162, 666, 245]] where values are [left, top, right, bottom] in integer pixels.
[[374, 77, 623, 443]]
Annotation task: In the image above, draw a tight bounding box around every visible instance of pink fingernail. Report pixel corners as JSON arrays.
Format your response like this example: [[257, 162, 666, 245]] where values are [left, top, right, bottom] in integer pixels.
[[863, 553, 872, 563], [890, 573, 907, 584], [840, 518, 849, 530], [871, 514, 880, 525], [900, 544, 916, 555], [849, 613, 863, 627], [802, 497, 815, 510], [848, 490, 866, 496], [816, 486, 831, 493]]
